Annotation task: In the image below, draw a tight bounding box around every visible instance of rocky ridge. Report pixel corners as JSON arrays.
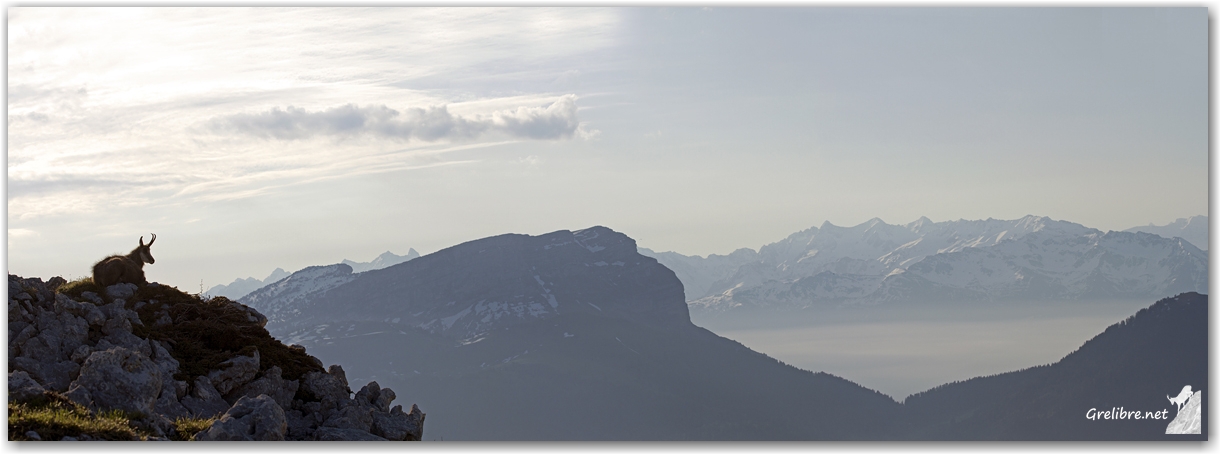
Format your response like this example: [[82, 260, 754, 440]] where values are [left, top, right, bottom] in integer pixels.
[[8, 275, 423, 441]]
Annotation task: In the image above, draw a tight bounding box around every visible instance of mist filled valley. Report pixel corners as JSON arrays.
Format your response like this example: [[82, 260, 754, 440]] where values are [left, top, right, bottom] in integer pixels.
[[692, 299, 1157, 399]]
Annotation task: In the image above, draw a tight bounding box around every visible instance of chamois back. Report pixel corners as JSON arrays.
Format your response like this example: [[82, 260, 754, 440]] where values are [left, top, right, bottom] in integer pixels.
[[92, 234, 156, 288]]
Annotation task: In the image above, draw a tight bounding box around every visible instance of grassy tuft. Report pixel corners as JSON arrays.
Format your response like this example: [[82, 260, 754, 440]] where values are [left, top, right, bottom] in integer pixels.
[[56, 277, 101, 300], [171, 416, 217, 441], [8, 391, 147, 441]]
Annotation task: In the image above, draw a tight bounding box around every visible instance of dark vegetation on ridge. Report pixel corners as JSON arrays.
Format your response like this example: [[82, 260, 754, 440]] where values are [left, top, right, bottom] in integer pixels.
[[57, 278, 324, 383]]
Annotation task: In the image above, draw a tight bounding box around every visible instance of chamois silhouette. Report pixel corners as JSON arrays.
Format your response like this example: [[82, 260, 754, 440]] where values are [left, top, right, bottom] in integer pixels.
[[92, 234, 157, 288]]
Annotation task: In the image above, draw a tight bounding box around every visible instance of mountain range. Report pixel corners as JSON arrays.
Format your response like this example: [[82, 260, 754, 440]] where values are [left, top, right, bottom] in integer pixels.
[[638, 215, 1207, 315], [1124, 215, 1209, 251], [206, 249, 419, 300], [238, 225, 1207, 440]]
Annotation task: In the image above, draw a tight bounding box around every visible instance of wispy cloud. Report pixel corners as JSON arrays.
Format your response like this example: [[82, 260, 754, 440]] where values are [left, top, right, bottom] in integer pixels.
[[209, 95, 589, 142]]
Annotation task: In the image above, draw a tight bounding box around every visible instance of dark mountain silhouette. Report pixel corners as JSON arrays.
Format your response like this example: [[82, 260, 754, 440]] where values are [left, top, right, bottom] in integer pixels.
[[243, 226, 1207, 440], [247, 227, 901, 440], [901, 292, 1207, 440]]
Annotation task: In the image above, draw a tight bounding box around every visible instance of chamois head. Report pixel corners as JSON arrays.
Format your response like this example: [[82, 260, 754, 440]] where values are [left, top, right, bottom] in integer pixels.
[[92, 233, 157, 289], [136, 233, 156, 264]]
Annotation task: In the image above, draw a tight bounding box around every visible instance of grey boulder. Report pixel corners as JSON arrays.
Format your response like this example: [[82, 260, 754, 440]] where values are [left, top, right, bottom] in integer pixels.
[[194, 394, 287, 441], [64, 347, 162, 415], [207, 350, 260, 395], [9, 370, 46, 402]]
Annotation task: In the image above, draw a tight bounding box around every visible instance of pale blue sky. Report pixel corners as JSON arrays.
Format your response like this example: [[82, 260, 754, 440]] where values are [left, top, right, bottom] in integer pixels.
[[7, 7, 1208, 291]]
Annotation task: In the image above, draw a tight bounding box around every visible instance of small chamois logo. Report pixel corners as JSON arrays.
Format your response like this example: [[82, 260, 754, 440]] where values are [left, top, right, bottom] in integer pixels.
[[1168, 385, 1193, 412]]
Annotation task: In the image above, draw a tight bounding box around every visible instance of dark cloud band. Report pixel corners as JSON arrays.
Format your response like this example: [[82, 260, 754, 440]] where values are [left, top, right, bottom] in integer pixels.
[[210, 95, 583, 142]]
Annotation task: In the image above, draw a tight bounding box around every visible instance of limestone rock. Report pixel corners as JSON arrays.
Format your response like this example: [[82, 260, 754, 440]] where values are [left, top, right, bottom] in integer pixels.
[[228, 366, 298, 409], [70, 344, 93, 363], [328, 364, 349, 388], [195, 394, 287, 441], [95, 306, 152, 358], [300, 367, 351, 410], [79, 291, 104, 305], [233, 302, 268, 328], [181, 376, 232, 419], [65, 347, 162, 415], [15, 309, 90, 377], [9, 370, 46, 403], [207, 350, 260, 395], [354, 381, 395, 413], [154, 384, 191, 420], [372, 404, 425, 441], [100, 300, 142, 327], [53, 293, 105, 326], [322, 404, 374, 432], [284, 409, 316, 440], [11, 357, 80, 392], [45, 276, 66, 291], [104, 283, 138, 301], [311, 427, 388, 441]]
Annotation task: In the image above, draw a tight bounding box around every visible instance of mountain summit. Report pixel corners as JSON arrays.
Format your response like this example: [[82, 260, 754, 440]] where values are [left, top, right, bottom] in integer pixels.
[[256, 227, 689, 339]]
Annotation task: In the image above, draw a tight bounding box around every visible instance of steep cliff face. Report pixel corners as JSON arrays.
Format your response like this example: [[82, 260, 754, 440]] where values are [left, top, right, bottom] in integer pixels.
[[8, 275, 423, 441]]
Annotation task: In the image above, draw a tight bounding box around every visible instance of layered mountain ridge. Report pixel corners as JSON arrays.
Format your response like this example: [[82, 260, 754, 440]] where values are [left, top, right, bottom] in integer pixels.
[[1124, 215, 1208, 251], [208, 249, 419, 300], [230, 224, 1206, 440], [638, 215, 1207, 313]]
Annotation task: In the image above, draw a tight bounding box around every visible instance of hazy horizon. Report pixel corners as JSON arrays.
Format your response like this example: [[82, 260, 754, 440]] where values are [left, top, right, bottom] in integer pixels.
[[694, 298, 1159, 400], [7, 7, 1208, 292]]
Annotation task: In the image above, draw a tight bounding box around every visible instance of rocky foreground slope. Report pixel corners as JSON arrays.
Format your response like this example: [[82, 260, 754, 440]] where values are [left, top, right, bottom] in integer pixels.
[[8, 275, 423, 441]]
